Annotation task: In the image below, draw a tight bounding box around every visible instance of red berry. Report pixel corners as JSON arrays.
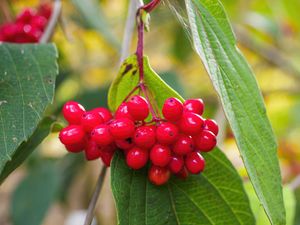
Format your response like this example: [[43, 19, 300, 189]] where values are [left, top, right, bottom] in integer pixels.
[[176, 167, 189, 179], [162, 97, 183, 121], [148, 165, 170, 185], [127, 95, 149, 121], [38, 3, 52, 19], [85, 140, 101, 161], [16, 8, 36, 23], [100, 145, 116, 166], [63, 101, 85, 124], [183, 99, 204, 115], [115, 138, 134, 150], [194, 130, 216, 152], [156, 122, 179, 145], [133, 125, 156, 149], [169, 155, 184, 174], [185, 152, 205, 174], [115, 103, 134, 120], [30, 15, 48, 30], [203, 119, 219, 135], [126, 147, 148, 169], [59, 125, 85, 145], [150, 144, 171, 167], [81, 111, 104, 132], [109, 118, 135, 139], [91, 124, 113, 146], [92, 107, 113, 122], [179, 112, 204, 135], [172, 134, 194, 155], [65, 138, 86, 153]]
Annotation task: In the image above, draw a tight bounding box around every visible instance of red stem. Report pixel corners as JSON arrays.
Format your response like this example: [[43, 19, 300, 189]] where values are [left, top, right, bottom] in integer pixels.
[[142, 0, 161, 13]]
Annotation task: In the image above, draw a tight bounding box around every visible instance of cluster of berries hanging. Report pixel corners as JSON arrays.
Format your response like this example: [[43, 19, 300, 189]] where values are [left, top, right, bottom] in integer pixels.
[[59, 95, 218, 185], [0, 4, 52, 43]]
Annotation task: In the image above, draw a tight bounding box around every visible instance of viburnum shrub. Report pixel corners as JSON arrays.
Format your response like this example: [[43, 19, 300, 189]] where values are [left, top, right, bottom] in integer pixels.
[[59, 95, 218, 185], [0, 3, 52, 43]]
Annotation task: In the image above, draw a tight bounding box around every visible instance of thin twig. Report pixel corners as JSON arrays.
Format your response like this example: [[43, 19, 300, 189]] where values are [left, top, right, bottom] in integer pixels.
[[0, 0, 13, 22], [39, 0, 62, 44], [83, 166, 107, 225]]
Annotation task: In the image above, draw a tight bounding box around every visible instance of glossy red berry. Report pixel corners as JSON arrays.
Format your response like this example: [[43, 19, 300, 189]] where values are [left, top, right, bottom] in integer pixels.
[[109, 118, 135, 139], [148, 165, 170, 185], [179, 112, 204, 135], [65, 138, 86, 153], [100, 145, 116, 167], [133, 125, 156, 149], [126, 147, 148, 170], [183, 99, 204, 115], [127, 95, 149, 121], [115, 138, 135, 150], [203, 119, 219, 135], [150, 144, 171, 167], [91, 124, 113, 146], [92, 107, 113, 122], [115, 103, 134, 120], [172, 134, 194, 156], [63, 101, 85, 124], [81, 111, 103, 132], [59, 125, 85, 145], [169, 155, 184, 174], [156, 122, 179, 145], [85, 140, 101, 161], [162, 97, 183, 121], [185, 152, 205, 174], [194, 130, 216, 152]]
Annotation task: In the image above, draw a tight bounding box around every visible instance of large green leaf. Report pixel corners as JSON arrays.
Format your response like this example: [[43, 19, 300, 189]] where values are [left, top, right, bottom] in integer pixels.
[[111, 149, 254, 225], [109, 56, 254, 224], [184, 0, 284, 224], [0, 44, 58, 181]]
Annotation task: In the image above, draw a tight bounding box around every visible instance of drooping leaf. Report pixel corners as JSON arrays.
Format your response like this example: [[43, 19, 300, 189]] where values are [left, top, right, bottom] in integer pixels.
[[183, 0, 284, 224], [0, 44, 58, 181], [109, 56, 254, 224], [111, 149, 254, 225]]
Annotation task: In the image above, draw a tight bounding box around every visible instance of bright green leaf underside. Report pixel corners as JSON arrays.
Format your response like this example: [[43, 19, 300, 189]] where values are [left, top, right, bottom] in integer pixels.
[[184, 0, 285, 224], [109, 56, 254, 225], [0, 44, 58, 179]]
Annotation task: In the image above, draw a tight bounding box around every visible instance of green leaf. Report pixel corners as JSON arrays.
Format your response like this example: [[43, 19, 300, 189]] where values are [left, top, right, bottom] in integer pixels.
[[111, 149, 254, 225], [11, 162, 60, 225], [71, 0, 119, 49], [184, 0, 285, 224], [108, 55, 183, 112], [109, 56, 254, 224], [0, 44, 58, 181]]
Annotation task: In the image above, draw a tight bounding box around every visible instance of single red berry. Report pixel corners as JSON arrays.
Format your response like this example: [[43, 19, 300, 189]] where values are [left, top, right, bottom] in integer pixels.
[[16, 8, 36, 23], [126, 147, 148, 170], [127, 95, 149, 121], [172, 134, 194, 155], [176, 167, 189, 180], [194, 130, 216, 152], [30, 15, 48, 30], [91, 124, 113, 146], [38, 3, 52, 19], [24, 24, 42, 42], [65, 138, 86, 153], [133, 125, 156, 149], [150, 144, 171, 167], [179, 112, 204, 135], [84, 140, 101, 161], [59, 125, 85, 145], [81, 111, 104, 132], [203, 119, 219, 135], [162, 97, 183, 121], [183, 99, 204, 115], [63, 101, 85, 124], [148, 165, 170, 185], [109, 118, 135, 139], [100, 145, 116, 167], [115, 102, 134, 120], [185, 152, 205, 174], [156, 122, 179, 145], [92, 107, 113, 122], [169, 155, 184, 174], [115, 138, 135, 150]]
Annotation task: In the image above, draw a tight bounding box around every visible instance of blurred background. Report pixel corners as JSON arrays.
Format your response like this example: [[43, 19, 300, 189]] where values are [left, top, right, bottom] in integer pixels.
[[0, 0, 299, 224]]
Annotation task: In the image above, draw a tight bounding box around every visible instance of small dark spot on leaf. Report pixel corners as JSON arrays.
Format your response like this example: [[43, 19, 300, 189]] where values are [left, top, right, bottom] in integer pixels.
[[132, 70, 137, 75], [122, 64, 133, 76]]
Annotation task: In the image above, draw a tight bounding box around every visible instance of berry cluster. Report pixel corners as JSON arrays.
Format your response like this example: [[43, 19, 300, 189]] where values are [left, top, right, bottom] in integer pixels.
[[0, 4, 52, 43], [59, 96, 218, 185]]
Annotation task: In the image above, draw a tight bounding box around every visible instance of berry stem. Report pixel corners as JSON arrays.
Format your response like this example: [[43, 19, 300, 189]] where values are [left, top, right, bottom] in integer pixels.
[[142, 0, 161, 13], [83, 166, 107, 225]]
